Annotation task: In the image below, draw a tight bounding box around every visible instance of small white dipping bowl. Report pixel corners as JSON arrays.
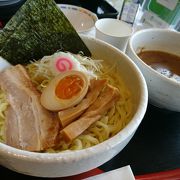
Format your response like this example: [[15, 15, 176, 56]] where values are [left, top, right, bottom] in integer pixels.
[[126, 28, 180, 112], [58, 4, 98, 33], [0, 36, 148, 177]]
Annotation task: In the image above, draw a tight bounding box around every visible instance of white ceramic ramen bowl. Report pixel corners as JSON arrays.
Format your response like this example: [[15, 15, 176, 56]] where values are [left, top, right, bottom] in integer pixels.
[[126, 28, 180, 112], [58, 4, 98, 34], [0, 36, 148, 177]]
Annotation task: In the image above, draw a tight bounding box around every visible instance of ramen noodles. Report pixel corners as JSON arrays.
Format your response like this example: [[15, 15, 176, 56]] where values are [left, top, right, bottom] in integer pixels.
[[0, 52, 133, 152]]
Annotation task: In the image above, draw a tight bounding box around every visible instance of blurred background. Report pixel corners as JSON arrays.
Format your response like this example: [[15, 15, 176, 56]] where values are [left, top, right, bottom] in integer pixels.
[[0, 0, 179, 31]]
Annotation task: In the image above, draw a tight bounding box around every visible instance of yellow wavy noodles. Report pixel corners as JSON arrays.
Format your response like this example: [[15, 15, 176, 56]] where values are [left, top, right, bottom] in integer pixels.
[[0, 54, 132, 152], [0, 90, 8, 142]]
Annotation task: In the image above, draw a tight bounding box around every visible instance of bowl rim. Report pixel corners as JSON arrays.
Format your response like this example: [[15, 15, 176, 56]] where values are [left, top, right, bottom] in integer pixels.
[[128, 28, 180, 87], [58, 4, 98, 33], [0, 36, 148, 163]]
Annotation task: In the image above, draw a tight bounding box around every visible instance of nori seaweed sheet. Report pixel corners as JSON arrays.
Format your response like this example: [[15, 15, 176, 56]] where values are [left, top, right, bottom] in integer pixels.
[[0, 0, 91, 65]]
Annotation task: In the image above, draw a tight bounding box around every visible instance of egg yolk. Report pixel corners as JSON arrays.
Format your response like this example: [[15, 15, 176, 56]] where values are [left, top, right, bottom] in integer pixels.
[[55, 75, 84, 99]]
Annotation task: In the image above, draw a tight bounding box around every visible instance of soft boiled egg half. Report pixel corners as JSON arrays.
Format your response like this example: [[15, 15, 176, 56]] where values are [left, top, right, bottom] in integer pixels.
[[40, 70, 89, 111]]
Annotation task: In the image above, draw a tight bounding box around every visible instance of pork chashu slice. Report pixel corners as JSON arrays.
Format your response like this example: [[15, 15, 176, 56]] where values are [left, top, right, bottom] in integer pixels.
[[58, 79, 107, 127], [0, 65, 59, 151], [61, 84, 120, 142]]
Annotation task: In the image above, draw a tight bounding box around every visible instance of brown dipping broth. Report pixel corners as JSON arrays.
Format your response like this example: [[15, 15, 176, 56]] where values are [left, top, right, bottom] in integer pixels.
[[137, 50, 180, 81]]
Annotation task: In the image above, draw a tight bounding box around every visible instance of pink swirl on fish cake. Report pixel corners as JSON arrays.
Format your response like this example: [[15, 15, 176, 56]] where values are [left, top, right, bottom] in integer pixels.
[[55, 57, 73, 72]]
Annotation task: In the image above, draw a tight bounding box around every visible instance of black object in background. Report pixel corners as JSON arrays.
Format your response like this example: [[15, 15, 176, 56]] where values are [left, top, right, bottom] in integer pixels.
[[0, 0, 26, 25]]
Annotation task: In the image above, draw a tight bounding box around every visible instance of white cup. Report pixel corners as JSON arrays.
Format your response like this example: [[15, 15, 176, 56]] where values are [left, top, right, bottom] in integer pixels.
[[95, 18, 133, 52]]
